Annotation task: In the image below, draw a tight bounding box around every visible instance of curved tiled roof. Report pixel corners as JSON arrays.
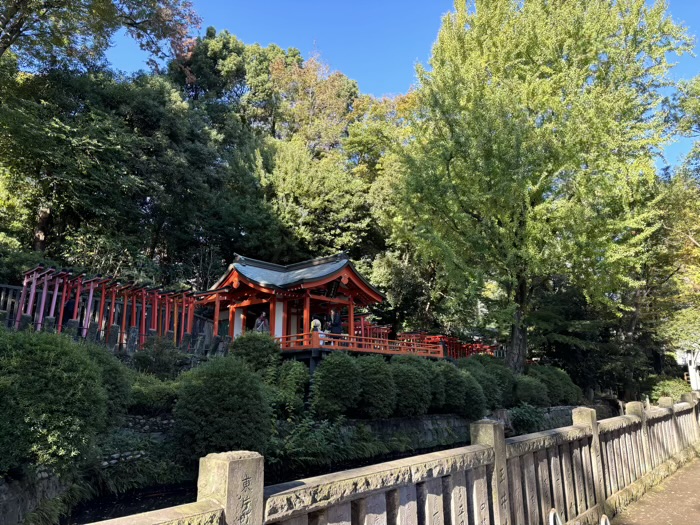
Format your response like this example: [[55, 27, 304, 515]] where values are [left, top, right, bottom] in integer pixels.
[[209, 253, 384, 300]]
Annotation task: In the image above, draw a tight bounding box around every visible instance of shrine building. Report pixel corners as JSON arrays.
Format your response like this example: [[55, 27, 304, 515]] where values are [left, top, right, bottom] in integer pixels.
[[194, 253, 384, 342]]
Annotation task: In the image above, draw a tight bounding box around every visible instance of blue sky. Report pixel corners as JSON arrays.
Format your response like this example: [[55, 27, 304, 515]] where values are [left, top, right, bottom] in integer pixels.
[[107, 0, 700, 166]]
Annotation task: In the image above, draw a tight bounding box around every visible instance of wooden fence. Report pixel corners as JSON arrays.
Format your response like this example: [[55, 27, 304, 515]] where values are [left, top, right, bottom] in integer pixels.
[[90, 393, 700, 525]]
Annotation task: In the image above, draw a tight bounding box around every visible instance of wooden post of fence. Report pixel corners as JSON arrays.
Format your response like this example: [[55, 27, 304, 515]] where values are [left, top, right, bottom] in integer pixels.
[[197, 451, 264, 525], [681, 393, 699, 443], [470, 420, 509, 525], [572, 408, 606, 515], [625, 401, 651, 474]]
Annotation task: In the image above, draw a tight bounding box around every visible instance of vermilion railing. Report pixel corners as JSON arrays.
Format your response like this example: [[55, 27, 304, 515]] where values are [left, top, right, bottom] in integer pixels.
[[276, 332, 444, 358]]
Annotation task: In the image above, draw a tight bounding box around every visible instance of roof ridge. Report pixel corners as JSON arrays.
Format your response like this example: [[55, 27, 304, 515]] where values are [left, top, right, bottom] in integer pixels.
[[233, 253, 348, 271]]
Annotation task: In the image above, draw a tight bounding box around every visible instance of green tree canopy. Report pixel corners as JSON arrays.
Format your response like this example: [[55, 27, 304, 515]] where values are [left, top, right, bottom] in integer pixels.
[[0, 0, 200, 68], [400, 0, 690, 371]]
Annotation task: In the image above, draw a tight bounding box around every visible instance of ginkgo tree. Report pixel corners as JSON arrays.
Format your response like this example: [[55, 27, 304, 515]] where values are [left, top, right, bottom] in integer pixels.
[[400, 0, 690, 371]]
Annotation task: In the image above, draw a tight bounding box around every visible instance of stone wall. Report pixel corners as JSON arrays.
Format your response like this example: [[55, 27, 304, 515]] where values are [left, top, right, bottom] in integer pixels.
[[124, 414, 175, 434], [0, 470, 67, 525], [347, 414, 470, 450]]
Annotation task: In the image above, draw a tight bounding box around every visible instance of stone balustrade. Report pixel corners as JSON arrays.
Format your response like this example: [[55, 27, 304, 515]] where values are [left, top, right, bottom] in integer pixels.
[[87, 392, 700, 525]]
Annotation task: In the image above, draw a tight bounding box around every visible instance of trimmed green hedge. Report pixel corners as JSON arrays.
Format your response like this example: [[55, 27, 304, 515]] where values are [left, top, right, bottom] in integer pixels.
[[132, 337, 190, 380], [0, 330, 108, 476], [86, 343, 132, 422], [456, 358, 503, 410], [527, 365, 581, 405], [515, 375, 550, 407], [461, 370, 487, 420], [391, 355, 444, 411], [174, 357, 272, 461], [128, 373, 179, 416], [230, 332, 281, 377], [510, 403, 544, 435], [311, 352, 361, 419], [392, 363, 431, 417], [356, 356, 397, 419]]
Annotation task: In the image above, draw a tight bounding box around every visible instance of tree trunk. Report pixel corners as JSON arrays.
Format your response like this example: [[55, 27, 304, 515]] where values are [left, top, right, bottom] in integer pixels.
[[33, 206, 51, 252], [507, 306, 527, 373], [506, 275, 528, 373]]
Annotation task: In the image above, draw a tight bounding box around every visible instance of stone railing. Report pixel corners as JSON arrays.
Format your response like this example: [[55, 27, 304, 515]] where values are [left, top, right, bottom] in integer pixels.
[[89, 393, 700, 525]]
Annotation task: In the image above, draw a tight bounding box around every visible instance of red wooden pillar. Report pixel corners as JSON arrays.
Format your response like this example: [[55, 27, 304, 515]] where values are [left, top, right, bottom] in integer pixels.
[[282, 300, 288, 337], [107, 287, 117, 341], [303, 293, 311, 345], [173, 298, 179, 344], [180, 296, 186, 341], [120, 290, 129, 344], [348, 299, 355, 341], [241, 308, 247, 335], [269, 298, 277, 337], [140, 290, 147, 346], [96, 283, 107, 339], [213, 294, 221, 337], [48, 275, 62, 318], [72, 277, 83, 320], [57, 280, 71, 333], [37, 273, 50, 330], [187, 297, 195, 334], [26, 269, 39, 318], [82, 281, 97, 337], [228, 305, 235, 339], [14, 272, 29, 329], [131, 293, 137, 328], [164, 297, 171, 336], [151, 292, 159, 331]]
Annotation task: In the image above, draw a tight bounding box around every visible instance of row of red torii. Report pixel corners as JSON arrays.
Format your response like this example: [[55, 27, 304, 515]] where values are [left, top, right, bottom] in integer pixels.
[[14, 266, 197, 347], [12, 254, 495, 359]]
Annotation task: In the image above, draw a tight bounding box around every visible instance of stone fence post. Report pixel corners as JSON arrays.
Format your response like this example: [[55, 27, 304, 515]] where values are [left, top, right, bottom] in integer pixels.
[[197, 451, 264, 525], [681, 393, 700, 443], [625, 402, 651, 474], [572, 408, 606, 512], [657, 397, 680, 453], [471, 420, 509, 525]]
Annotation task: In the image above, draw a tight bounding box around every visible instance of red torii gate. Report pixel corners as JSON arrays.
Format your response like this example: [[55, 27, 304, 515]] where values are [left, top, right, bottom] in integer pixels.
[[14, 266, 196, 349]]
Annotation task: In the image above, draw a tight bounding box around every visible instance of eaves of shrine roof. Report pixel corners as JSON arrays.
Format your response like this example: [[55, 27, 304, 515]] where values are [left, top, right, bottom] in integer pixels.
[[209, 253, 383, 299]]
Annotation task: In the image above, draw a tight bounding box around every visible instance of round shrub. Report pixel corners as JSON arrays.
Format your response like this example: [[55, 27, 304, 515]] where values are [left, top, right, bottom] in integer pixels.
[[649, 376, 691, 403], [174, 357, 272, 461], [392, 363, 431, 417], [356, 356, 397, 419], [392, 355, 444, 410], [230, 332, 281, 376], [467, 354, 497, 367], [434, 362, 466, 414], [128, 373, 179, 416], [457, 358, 502, 410], [515, 375, 550, 407], [0, 330, 108, 475], [528, 365, 580, 405], [484, 363, 516, 408], [456, 357, 484, 371], [429, 366, 446, 412], [85, 343, 132, 422], [510, 403, 544, 435], [461, 370, 487, 420], [133, 337, 190, 379], [311, 352, 361, 419]]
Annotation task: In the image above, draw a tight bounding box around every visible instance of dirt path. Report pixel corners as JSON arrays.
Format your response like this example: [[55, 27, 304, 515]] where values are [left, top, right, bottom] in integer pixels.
[[612, 458, 700, 525]]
